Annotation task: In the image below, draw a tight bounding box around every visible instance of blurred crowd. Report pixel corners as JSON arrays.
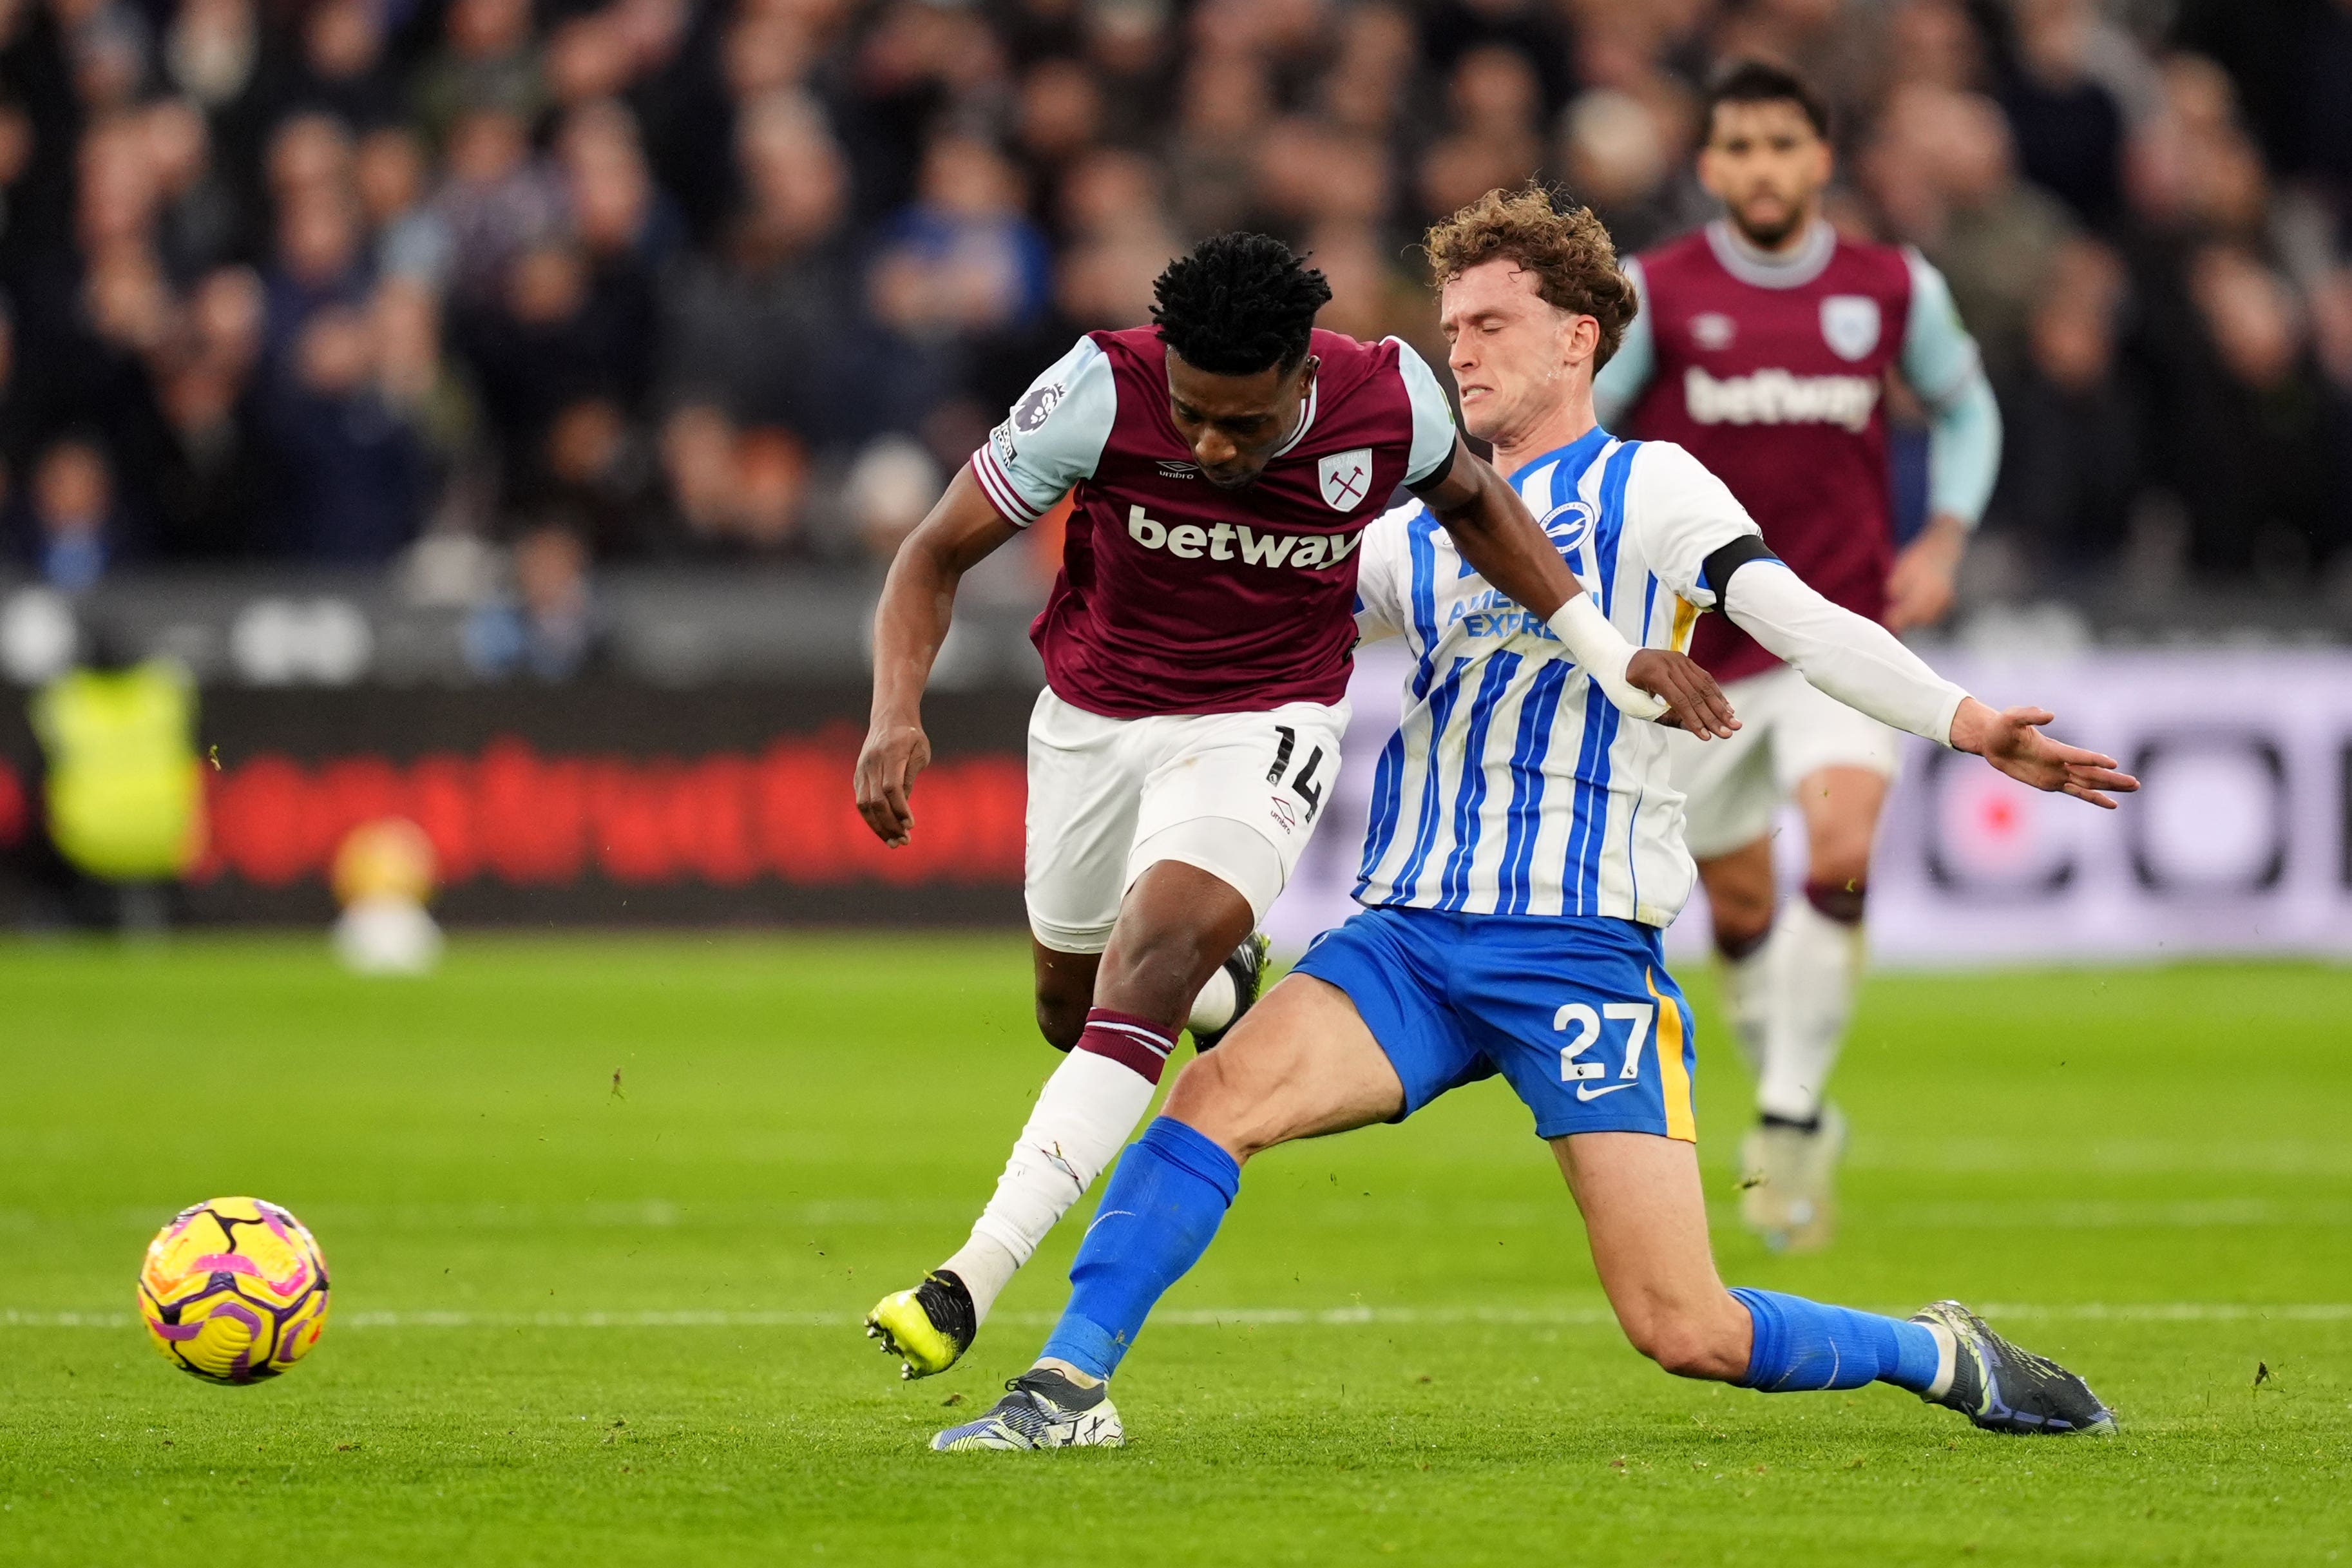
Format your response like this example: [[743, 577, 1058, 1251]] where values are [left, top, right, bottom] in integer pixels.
[[0, 0, 2346, 618]]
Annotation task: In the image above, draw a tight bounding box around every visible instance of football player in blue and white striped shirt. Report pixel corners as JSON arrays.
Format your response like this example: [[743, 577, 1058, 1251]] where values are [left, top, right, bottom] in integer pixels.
[[932, 189, 2137, 1453]]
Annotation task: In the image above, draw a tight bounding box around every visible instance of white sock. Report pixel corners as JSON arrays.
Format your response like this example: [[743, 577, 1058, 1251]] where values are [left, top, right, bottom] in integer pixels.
[[1755, 896, 1866, 1123], [946, 1049, 1158, 1324], [1924, 1323, 1958, 1399], [1715, 931, 1773, 1080], [1187, 965, 1238, 1036]]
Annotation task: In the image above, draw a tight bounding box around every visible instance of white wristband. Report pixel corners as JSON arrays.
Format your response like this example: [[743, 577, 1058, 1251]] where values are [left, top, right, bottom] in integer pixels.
[[1545, 593, 1666, 720]]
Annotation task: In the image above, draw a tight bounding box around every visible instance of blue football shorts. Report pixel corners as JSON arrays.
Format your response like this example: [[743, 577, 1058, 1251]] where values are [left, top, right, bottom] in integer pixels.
[[1292, 905, 1699, 1143]]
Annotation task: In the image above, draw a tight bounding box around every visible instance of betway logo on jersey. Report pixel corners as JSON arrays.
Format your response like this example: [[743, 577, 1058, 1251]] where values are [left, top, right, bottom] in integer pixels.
[[1125, 506, 1362, 569], [1684, 366, 1879, 432]]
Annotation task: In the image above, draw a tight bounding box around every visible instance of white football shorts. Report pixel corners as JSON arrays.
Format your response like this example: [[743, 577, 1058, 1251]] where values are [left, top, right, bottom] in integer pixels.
[[1024, 686, 1348, 953], [1668, 663, 1902, 861]]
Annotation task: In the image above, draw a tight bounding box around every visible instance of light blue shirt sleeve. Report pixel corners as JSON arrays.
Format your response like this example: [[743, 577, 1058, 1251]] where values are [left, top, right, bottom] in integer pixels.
[[1390, 339, 1460, 486], [971, 337, 1117, 524], [1900, 248, 2002, 528], [1591, 256, 1655, 428]]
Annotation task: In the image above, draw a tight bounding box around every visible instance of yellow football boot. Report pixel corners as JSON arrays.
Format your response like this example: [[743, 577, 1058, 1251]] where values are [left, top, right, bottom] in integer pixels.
[[865, 1270, 977, 1380]]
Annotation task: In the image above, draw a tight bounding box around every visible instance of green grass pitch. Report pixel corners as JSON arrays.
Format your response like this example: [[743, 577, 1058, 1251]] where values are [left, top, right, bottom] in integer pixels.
[[1, 935, 2347, 1565]]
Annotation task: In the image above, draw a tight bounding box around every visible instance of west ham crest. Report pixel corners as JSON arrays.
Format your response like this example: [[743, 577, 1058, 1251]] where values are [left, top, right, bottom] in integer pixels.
[[1317, 447, 1373, 510], [1819, 296, 1880, 362]]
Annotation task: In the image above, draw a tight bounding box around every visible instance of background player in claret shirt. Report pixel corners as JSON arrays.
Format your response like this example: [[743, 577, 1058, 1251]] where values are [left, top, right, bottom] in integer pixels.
[[855, 233, 1732, 1380], [1594, 62, 2005, 1252], [930, 188, 2132, 1455]]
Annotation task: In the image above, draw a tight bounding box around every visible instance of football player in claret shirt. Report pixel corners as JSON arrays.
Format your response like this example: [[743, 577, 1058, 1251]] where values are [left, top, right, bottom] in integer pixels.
[[856, 233, 1733, 1379], [928, 188, 2130, 1455], [1595, 62, 2006, 1252]]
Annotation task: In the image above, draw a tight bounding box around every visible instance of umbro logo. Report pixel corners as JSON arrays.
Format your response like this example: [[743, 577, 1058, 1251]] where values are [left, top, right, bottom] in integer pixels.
[[1157, 460, 1198, 480]]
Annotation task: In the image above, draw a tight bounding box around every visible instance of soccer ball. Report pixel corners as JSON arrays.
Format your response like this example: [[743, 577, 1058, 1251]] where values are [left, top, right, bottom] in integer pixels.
[[138, 1197, 331, 1384]]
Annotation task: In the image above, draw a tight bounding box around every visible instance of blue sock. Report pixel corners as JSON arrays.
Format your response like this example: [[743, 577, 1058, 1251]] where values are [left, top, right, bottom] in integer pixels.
[[1730, 1287, 1942, 1393], [1037, 1118, 1240, 1381]]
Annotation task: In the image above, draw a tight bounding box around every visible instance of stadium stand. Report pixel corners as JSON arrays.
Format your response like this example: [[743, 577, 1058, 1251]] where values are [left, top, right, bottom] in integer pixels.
[[0, 0, 2337, 667]]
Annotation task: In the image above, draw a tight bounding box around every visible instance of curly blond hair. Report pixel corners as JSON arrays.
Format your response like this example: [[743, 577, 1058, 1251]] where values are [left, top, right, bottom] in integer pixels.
[[1422, 185, 1640, 367]]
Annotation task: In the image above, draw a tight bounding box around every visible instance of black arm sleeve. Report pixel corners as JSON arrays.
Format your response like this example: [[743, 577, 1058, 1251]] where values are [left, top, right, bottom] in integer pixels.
[[1404, 435, 1458, 496], [1700, 534, 1779, 606]]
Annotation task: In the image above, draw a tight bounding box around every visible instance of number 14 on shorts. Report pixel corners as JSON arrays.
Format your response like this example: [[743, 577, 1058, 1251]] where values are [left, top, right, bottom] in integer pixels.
[[1555, 1001, 1654, 1085]]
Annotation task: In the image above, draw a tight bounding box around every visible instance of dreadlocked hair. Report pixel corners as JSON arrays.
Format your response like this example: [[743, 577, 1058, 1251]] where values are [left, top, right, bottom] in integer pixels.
[[1151, 233, 1333, 376]]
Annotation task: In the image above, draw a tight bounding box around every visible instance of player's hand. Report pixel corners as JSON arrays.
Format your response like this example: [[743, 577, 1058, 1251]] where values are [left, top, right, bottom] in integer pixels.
[[1886, 514, 1965, 631], [1949, 698, 2139, 808], [854, 718, 932, 846], [1626, 649, 1739, 740]]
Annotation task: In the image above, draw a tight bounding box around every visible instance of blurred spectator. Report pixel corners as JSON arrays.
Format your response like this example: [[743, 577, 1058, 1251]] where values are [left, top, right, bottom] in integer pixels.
[[19, 437, 123, 591], [414, 0, 546, 143], [1420, 45, 1547, 221], [1987, 239, 2141, 572], [464, 518, 608, 680], [2175, 245, 2345, 580], [1166, 54, 1272, 239], [869, 134, 1053, 343], [144, 99, 242, 280], [431, 106, 564, 305], [1999, 0, 2125, 229], [355, 126, 454, 287], [532, 395, 662, 557], [1869, 85, 2077, 387], [1559, 87, 1702, 256], [457, 238, 650, 480], [263, 303, 427, 562], [281, 0, 401, 132], [658, 91, 870, 446], [845, 432, 942, 562], [265, 182, 368, 350]]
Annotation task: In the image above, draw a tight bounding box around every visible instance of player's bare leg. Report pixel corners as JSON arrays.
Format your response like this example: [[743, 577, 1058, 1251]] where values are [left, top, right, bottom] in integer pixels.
[[1554, 1130, 2114, 1433], [1707, 765, 1886, 1252], [935, 976, 1399, 1448], [1029, 941, 1100, 1051], [1555, 1132, 1753, 1379], [946, 986, 2115, 1449], [872, 861, 1259, 1377], [1696, 836, 1775, 1079]]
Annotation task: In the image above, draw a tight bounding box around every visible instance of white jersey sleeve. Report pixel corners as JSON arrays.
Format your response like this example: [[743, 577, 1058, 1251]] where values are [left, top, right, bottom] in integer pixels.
[[1389, 339, 1460, 487], [1725, 563, 1968, 744], [970, 336, 1118, 526], [1352, 502, 1417, 645], [1625, 441, 1762, 611]]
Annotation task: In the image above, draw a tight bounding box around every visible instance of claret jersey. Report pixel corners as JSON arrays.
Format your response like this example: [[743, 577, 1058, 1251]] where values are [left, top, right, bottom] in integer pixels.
[[970, 325, 1458, 719], [1594, 220, 1984, 684]]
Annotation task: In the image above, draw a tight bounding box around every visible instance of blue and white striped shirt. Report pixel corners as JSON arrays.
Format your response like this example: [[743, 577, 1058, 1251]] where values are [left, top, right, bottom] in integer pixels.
[[1350, 428, 1759, 926]]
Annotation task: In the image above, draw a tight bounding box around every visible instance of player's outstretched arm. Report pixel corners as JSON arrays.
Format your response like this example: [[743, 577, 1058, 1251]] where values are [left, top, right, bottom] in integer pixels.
[[1717, 552, 2137, 808], [1412, 438, 1737, 738], [856, 468, 1023, 846]]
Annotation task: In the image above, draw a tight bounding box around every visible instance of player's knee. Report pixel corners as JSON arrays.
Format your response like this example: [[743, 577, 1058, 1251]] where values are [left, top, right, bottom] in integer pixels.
[[1707, 886, 1774, 951], [1034, 993, 1087, 1052], [1807, 838, 1873, 899], [1161, 1055, 1255, 1156], [1623, 1303, 1746, 1381]]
